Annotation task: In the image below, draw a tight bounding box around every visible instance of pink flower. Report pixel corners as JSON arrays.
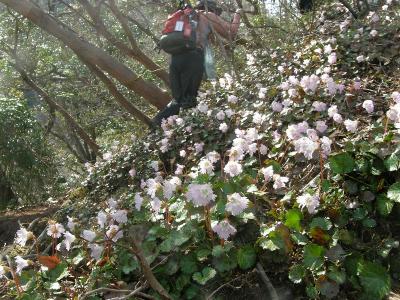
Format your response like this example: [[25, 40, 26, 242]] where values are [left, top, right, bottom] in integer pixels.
[[224, 161, 243, 177], [226, 193, 249, 216], [297, 193, 319, 214], [273, 175, 289, 189], [219, 123, 228, 133], [134, 193, 143, 211], [272, 101, 283, 112], [260, 166, 274, 182], [344, 119, 358, 132], [328, 52, 337, 64], [216, 110, 225, 120], [315, 121, 328, 133], [370, 29, 378, 37], [186, 183, 216, 207], [312, 101, 327, 112], [333, 113, 343, 123], [391, 92, 400, 103], [212, 220, 237, 240], [362, 100, 374, 113]]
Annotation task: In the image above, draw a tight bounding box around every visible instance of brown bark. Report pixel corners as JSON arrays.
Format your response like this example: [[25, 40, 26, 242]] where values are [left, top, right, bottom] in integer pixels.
[[78, 0, 170, 87], [77, 54, 153, 127], [0, 0, 170, 110], [10, 58, 101, 156]]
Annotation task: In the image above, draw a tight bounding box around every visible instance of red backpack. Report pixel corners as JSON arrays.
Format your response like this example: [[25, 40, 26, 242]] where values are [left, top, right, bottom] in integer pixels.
[[159, 7, 197, 55]]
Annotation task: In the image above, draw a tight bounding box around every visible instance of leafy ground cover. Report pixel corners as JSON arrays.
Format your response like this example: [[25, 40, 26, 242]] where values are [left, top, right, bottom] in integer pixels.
[[1, 1, 400, 299]]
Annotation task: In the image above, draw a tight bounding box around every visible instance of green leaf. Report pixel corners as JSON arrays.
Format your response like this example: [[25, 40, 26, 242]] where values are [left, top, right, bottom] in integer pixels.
[[291, 232, 309, 245], [358, 262, 391, 299], [309, 217, 332, 231], [362, 218, 376, 228], [48, 262, 69, 282], [175, 274, 190, 291], [192, 267, 217, 285], [213, 255, 237, 272], [196, 249, 211, 261], [212, 245, 224, 257], [284, 209, 303, 231], [327, 266, 346, 284], [237, 245, 256, 270], [289, 264, 306, 284], [384, 153, 400, 171], [387, 182, 400, 203], [303, 244, 325, 270], [180, 254, 198, 275], [306, 285, 318, 299], [376, 194, 394, 216], [329, 152, 355, 174]]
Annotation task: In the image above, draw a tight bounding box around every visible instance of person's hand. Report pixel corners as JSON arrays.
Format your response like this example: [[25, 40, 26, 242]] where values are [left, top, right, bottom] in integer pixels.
[[235, 8, 244, 15]]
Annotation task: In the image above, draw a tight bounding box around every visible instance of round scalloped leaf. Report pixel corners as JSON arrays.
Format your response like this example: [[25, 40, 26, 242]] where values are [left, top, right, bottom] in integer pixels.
[[387, 182, 400, 203], [358, 261, 391, 299], [329, 152, 355, 174]]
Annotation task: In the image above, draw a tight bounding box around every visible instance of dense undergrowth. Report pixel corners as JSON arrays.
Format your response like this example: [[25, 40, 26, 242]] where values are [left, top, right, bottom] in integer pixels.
[[1, 1, 400, 299]]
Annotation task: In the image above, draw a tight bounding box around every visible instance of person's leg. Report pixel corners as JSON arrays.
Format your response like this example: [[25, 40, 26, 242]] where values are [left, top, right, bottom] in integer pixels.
[[180, 49, 205, 109], [152, 58, 182, 126]]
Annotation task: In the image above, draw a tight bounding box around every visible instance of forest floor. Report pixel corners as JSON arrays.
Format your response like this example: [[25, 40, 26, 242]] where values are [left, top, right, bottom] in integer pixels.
[[0, 205, 58, 246]]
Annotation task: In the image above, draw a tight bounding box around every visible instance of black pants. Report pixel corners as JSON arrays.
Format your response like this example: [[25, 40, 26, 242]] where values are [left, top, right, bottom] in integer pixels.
[[153, 49, 204, 125]]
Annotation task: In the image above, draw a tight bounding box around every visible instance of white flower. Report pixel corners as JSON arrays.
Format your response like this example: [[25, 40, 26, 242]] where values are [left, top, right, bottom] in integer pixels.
[[320, 136, 332, 156], [180, 150, 187, 158], [228, 146, 244, 161], [146, 178, 162, 198], [344, 119, 358, 132], [370, 29, 378, 37], [150, 161, 159, 172], [271, 101, 283, 112], [175, 164, 185, 175], [362, 100, 374, 113], [150, 197, 162, 213], [356, 55, 365, 63], [315, 120, 328, 133], [129, 168, 136, 177], [226, 193, 249, 216], [197, 102, 208, 113], [248, 143, 258, 156], [88, 243, 103, 261], [312, 101, 327, 112], [286, 125, 301, 141], [195, 143, 204, 154], [294, 137, 319, 160], [307, 129, 319, 141], [328, 52, 337, 64], [63, 232, 76, 251], [224, 161, 243, 177], [219, 123, 228, 133], [328, 105, 338, 117], [280, 81, 290, 90], [111, 210, 128, 224], [259, 144, 268, 155], [212, 220, 237, 240], [106, 225, 123, 242], [206, 151, 220, 164], [216, 110, 225, 120], [81, 230, 96, 242], [253, 112, 265, 125], [186, 183, 216, 207], [391, 92, 400, 103], [103, 152, 112, 161], [333, 113, 343, 123], [273, 175, 289, 189], [134, 193, 144, 211], [15, 228, 33, 246], [260, 166, 274, 182], [324, 44, 332, 54], [15, 256, 29, 275], [225, 109, 234, 118], [97, 211, 108, 228], [108, 197, 118, 209], [199, 158, 214, 175], [47, 223, 65, 239], [227, 95, 238, 104], [0, 266, 7, 277], [300, 75, 320, 94], [67, 216, 76, 231], [297, 193, 319, 214]]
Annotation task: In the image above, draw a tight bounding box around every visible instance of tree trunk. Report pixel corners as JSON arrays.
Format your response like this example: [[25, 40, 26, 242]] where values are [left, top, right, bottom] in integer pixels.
[[10, 59, 102, 156], [0, 0, 170, 110], [0, 169, 15, 208], [78, 0, 170, 87]]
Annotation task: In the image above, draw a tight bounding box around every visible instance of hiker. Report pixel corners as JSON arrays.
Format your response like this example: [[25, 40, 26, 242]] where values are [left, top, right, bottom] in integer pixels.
[[152, 0, 242, 127]]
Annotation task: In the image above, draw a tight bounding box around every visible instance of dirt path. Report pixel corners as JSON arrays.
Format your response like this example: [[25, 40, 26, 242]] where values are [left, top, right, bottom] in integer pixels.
[[0, 205, 58, 246]]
